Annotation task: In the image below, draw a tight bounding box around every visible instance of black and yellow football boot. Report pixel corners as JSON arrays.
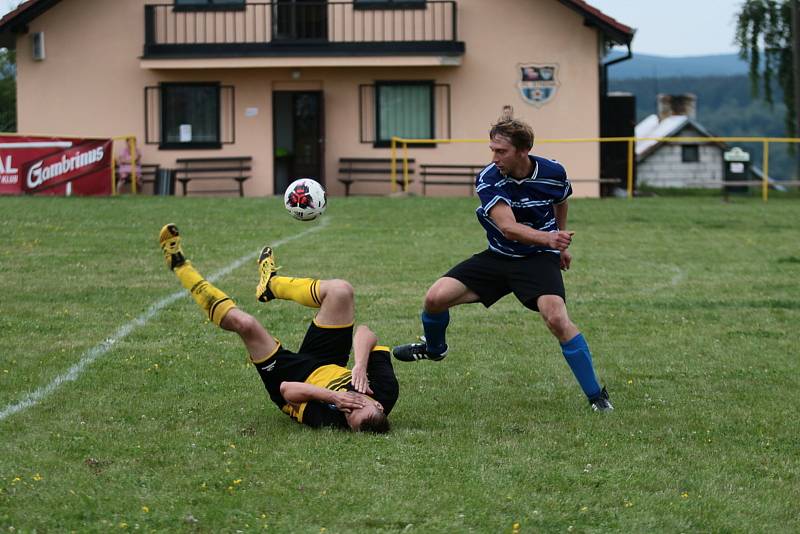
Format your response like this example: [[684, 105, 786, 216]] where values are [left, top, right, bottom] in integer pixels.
[[158, 223, 186, 270], [255, 246, 280, 302]]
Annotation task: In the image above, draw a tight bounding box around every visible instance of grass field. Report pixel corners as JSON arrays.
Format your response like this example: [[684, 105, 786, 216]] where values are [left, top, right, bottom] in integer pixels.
[[1, 194, 799, 532]]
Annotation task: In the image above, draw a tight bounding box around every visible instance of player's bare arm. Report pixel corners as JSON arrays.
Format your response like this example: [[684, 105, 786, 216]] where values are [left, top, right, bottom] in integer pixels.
[[351, 324, 377, 394], [488, 202, 573, 251], [553, 201, 573, 270], [554, 199, 569, 230], [279, 382, 366, 413]]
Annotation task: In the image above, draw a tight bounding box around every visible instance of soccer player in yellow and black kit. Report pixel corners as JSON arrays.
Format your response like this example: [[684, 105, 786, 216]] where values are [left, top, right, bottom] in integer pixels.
[[158, 224, 398, 432]]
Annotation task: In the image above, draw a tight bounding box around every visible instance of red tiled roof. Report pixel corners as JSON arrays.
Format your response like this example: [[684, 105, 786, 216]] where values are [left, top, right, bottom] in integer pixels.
[[1, 0, 60, 32], [1, 0, 36, 27]]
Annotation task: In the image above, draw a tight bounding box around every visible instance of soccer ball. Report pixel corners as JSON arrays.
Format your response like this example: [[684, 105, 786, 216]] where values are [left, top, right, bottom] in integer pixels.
[[284, 178, 327, 221]]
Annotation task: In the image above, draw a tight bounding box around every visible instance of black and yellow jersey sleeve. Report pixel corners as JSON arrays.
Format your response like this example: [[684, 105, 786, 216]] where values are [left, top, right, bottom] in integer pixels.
[[281, 364, 352, 428]]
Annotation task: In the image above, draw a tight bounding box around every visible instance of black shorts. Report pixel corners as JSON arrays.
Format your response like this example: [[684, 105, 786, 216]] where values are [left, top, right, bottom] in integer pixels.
[[255, 322, 353, 408], [444, 249, 565, 311], [253, 322, 399, 415]]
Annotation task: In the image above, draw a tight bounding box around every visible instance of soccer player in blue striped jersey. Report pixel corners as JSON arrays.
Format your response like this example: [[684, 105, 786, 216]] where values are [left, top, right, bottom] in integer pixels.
[[393, 118, 613, 412]]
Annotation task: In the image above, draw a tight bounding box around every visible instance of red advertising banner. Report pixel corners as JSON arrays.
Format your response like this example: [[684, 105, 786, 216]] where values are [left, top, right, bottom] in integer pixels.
[[0, 135, 113, 196]]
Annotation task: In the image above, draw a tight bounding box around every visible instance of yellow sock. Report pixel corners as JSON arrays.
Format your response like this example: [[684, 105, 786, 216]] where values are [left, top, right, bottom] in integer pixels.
[[268, 276, 321, 308], [175, 261, 236, 325]]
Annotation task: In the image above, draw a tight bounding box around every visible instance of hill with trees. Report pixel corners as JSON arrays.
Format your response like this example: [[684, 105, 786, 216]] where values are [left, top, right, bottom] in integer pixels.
[[608, 60, 796, 179], [606, 51, 750, 78]]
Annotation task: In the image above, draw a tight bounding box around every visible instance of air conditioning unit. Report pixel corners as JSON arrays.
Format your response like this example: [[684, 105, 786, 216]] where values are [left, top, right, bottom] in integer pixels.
[[32, 32, 45, 61]]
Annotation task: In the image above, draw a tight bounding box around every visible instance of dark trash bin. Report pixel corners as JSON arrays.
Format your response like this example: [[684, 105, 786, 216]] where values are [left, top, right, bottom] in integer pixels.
[[154, 168, 175, 196]]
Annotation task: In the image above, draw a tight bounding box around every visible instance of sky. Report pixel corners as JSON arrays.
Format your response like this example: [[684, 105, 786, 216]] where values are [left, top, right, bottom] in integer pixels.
[[1, 0, 17, 18], [588, 0, 745, 57], [1, 0, 745, 58]]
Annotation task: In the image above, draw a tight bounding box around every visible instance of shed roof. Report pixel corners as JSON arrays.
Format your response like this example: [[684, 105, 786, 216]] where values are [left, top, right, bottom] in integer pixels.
[[635, 113, 721, 161]]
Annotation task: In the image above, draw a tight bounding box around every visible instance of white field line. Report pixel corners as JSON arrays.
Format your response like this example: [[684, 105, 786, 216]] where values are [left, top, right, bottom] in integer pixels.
[[0, 218, 330, 422], [639, 264, 686, 294]]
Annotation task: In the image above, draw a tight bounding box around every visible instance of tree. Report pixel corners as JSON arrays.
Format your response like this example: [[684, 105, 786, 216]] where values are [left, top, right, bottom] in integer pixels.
[[0, 48, 15, 132], [736, 0, 799, 139]]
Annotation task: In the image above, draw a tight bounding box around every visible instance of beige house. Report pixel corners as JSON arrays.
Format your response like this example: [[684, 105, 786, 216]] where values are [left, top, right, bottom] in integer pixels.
[[0, 0, 633, 197]]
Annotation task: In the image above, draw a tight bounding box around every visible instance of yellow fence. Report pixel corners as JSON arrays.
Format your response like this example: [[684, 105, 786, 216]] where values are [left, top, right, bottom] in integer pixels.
[[390, 136, 800, 201]]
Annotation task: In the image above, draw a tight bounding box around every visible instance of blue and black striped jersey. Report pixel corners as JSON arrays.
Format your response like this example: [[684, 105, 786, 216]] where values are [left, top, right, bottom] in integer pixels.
[[475, 155, 572, 257]]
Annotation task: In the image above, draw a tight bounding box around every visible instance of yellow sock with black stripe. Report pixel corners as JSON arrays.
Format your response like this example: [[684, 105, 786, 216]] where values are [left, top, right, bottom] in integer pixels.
[[268, 276, 321, 308], [174, 261, 236, 326]]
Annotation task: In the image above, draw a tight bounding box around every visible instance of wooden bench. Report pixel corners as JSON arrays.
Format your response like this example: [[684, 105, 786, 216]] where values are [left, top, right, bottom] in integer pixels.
[[174, 156, 252, 196], [420, 163, 486, 195], [338, 157, 415, 196]]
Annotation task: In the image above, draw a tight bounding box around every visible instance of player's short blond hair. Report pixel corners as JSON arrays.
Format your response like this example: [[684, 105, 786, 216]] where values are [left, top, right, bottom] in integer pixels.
[[489, 118, 535, 151]]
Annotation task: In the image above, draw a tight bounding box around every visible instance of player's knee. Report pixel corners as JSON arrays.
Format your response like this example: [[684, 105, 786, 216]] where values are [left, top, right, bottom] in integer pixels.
[[223, 311, 260, 336], [324, 279, 354, 304], [543, 311, 571, 336], [423, 287, 449, 312]]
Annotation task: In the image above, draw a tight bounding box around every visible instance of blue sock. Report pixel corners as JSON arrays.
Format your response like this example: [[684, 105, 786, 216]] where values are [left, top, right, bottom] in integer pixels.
[[421, 310, 449, 355], [560, 333, 602, 399]]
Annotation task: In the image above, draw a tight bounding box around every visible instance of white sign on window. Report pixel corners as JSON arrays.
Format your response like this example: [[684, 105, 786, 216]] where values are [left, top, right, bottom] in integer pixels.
[[730, 162, 745, 173], [179, 124, 192, 143], [245, 107, 259, 117]]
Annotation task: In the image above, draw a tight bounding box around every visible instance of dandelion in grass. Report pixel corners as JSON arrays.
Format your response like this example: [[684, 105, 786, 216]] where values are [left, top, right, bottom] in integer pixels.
[[142, 506, 149, 513], [681, 492, 689, 499], [32, 473, 42, 481]]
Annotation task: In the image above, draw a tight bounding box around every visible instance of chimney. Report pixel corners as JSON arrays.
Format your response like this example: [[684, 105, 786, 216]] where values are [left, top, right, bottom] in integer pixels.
[[657, 94, 697, 120]]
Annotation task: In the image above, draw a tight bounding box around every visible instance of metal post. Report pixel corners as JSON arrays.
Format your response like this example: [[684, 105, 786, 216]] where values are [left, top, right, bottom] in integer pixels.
[[111, 152, 117, 196], [762, 140, 770, 202], [626, 138, 634, 199], [128, 137, 139, 194], [451, 1, 457, 41], [390, 137, 397, 193], [403, 142, 409, 192], [793, 0, 800, 184], [144, 5, 155, 52]]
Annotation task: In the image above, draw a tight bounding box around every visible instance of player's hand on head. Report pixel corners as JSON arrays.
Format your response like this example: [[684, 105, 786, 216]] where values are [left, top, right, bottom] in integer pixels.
[[333, 391, 366, 413], [351, 364, 374, 395]]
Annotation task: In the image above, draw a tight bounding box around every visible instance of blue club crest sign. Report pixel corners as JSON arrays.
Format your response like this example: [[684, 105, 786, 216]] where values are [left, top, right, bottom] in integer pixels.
[[517, 63, 560, 108]]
